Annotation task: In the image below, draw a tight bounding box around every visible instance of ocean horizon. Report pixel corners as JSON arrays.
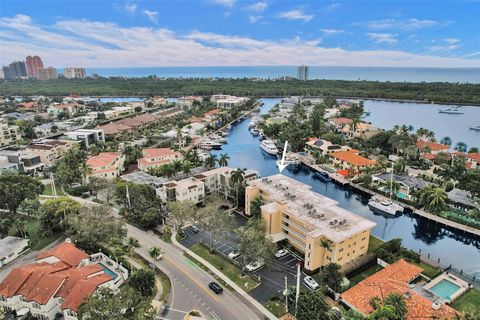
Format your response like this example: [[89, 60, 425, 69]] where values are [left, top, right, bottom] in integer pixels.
[[63, 66, 480, 84]]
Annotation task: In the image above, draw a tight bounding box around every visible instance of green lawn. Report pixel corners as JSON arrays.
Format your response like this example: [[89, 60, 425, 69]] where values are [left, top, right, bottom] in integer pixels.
[[8, 218, 61, 251], [189, 243, 259, 292], [265, 297, 287, 317], [367, 235, 384, 254], [450, 288, 480, 313], [42, 182, 65, 196], [413, 261, 441, 279], [348, 264, 384, 288]]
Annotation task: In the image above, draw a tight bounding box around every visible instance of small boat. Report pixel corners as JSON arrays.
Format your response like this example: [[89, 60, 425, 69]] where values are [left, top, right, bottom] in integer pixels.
[[250, 128, 259, 136], [363, 109, 371, 116], [260, 139, 279, 156], [200, 140, 222, 150], [469, 124, 480, 131], [368, 199, 403, 216], [439, 106, 464, 114], [314, 171, 331, 182], [249, 120, 257, 128]]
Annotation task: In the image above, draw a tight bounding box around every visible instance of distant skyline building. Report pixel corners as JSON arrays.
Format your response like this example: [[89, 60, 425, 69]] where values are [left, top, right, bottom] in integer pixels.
[[297, 64, 309, 81], [38, 67, 58, 80], [8, 61, 27, 78], [25, 55, 44, 78], [64, 67, 86, 79]]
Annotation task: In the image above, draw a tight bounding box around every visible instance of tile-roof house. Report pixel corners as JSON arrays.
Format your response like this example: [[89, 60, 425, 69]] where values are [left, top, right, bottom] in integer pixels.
[[416, 140, 450, 155], [86, 151, 125, 180], [341, 259, 458, 320], [137, 148, 182, 171], [330, 150, 376, 170], [0, 241, 128, 320]]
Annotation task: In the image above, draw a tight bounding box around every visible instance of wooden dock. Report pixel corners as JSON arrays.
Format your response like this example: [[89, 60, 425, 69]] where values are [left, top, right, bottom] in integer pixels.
[[292, 153, 350, 186], [352, 183, 480, 237]]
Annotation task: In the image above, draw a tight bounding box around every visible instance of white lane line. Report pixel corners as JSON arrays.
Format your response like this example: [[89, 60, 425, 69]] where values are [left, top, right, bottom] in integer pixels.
[[211, 310, 221, 320]]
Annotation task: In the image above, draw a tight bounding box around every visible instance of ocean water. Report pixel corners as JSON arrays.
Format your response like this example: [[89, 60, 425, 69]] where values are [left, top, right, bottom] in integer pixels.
[[80, 66, 480, 83]]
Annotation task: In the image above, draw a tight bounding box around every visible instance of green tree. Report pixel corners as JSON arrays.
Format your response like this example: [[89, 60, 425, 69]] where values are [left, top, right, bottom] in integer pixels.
[[0, 171, 44, 214], [455, 142, 468, 153], [383, 293, 408, 320], [230, 168, 245, 207], [217, 153, 230, 167], [78, 287, 156, 320], [237, 218, 275, 267], [249, 196, 263, 219], [167, 200, 196, 232], [149, 246, 162, 266], [128, 269, 156, 297], [55, 146, 88, 187], [66, 205, 126, 252], [126, 236, 139, 257], [459, 169, 480, 198], [39, 197, 81, 235], [291, 288, 331, 320], [204, 154, 217, 169], [319, 263, 344, 293], [197, 197, 235, 252]]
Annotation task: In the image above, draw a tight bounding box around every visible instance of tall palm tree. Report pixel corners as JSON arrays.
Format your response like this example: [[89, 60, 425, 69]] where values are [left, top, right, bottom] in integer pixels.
[[384, 293, 408, 320], [149, 246, 161, 270], [217, 153, 230, 167], [320, 239, 332, 267], [454, 142, 468, 153], [416, 127, 428, 140], [440, 136, 452, 146], [126, 236, 139, 257], [171, 159, 183, 175], [230, 168, 245, 207], [163, 163, 176, 179], [428, 188, 448, 212], [80, 162, 92, 184], [204, 154, 217, 169], [182, 161, 192, 176]]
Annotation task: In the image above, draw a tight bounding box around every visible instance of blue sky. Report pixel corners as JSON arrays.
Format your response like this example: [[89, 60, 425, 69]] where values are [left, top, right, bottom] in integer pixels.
[[1, 0, 479, 67]]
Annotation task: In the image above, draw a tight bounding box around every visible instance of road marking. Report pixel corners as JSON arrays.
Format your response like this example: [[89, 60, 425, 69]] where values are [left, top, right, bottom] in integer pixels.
[[211, 310, 221, 320], [163, 255, 220, 302]]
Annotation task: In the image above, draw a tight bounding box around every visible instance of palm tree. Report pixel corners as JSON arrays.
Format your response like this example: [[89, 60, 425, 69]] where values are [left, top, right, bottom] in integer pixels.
[[425, 130, 436, 142], [454, 141, 468, 153], [250, 196, 263, 218], [320, 239, 332, 267], [171, 159, 183, 175], [149, 246, 161, 270], [126, 236, 139, 257], [428, 188, 448, 213], [80, 162, 92, 184], [204, 154, 217, 169], [416, 127, 428, 140], [217, 153, 230, 167], [440, 136, 452, 146], [182, 161, 192, 176], [384, 293, 408, 320], [230, 168, 245, 207], [162, 163, 176, 179]]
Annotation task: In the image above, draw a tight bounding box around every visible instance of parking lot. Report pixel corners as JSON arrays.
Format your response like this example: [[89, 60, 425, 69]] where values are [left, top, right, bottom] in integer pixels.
[[180, 214, 310, 303]]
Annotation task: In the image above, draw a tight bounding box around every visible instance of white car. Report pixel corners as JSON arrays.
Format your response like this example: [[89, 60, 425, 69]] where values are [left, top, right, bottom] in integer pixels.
[[275, 249, 288, 258], [228, 251, 240, 259], [244, 261, 264, 272], [303, 276, 319, 290]]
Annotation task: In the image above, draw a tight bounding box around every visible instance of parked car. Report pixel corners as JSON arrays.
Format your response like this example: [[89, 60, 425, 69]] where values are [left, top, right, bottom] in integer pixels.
[[190, 225, 199, 233], [160, 304, 169, 317], [228, 250, 240, 259], [208, 281, 223, 294], [303, 276, 319, 290], [156, 254, 163, 260], [244, 261, 264, 272], [275, 249, 288, 258]]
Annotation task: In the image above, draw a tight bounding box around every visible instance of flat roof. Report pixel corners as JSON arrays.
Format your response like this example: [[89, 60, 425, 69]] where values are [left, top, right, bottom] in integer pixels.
[[0, 236, 29, 258], [248, 174, 376, 242], [121, 171, 168, 186]]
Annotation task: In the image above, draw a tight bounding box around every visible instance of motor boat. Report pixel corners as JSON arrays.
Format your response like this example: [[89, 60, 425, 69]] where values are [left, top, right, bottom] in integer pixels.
[[314, 171, 331, 182], [469, 124, 480, 131], [368, 198, 403, 216], [200, 140, 222, 150], [260, 139, 279, 155], [250, 128, 259, 136], [438, 106, 464, 114]]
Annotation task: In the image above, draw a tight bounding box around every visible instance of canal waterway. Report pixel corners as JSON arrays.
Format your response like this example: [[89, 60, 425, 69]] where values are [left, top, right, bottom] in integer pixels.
[[211, 98, 480, 278]]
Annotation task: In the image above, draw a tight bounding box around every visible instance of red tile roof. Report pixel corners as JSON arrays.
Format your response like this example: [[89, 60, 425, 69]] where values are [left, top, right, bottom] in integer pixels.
[[341, 259, 457, 320], [420, 153, 437, 160], [466, 153, 480, 162], [204, 109, 221, 117], [86, 152, 121, 169], [416, 140, 449, 151], [36, 242, 89, 267], [329, 117, 353, 125], [331, 151, 376, 167], [142, 148, 179, 159]]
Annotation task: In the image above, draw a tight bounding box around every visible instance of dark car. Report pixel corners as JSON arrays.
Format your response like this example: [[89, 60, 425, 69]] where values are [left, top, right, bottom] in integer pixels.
[[208, 281, 223, 294]]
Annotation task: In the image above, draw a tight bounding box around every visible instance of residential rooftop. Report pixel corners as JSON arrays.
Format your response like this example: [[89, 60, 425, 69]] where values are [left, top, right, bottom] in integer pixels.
[[248, 174, 376, 242]]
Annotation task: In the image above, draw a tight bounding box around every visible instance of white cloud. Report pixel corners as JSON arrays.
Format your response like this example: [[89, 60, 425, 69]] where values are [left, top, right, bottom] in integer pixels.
[[142, 10, 158, 23], [367, 33, 398, 44], [211, 0, 236, 8], [114, 3, 137, 15], [320, 28, 345, 35], [442, 38, 460, 44], [1, 15, 479, 68], [366, 18, 440, 31], [247, 1, 267, 12], [277, 10, 313, 22], [325, 3, 341, 12], [249, 15, 262, 24]]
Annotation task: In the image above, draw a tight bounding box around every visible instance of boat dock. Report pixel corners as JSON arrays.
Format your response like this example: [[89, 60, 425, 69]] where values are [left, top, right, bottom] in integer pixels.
[[290, 153, 350, 186], [352, 183, 480, 237]]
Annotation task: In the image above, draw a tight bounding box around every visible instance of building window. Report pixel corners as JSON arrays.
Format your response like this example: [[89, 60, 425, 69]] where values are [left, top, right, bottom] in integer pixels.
[[0, 296, 6, 302], [339, 248, 343, 252], [33, 303, 41, 309]]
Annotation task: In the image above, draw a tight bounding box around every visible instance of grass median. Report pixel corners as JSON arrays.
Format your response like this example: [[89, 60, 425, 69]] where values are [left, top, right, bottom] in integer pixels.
[[186, 243, 259, 292]]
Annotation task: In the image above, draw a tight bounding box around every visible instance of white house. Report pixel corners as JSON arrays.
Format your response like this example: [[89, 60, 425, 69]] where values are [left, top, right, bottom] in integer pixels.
[[0, 236, 29, 268]]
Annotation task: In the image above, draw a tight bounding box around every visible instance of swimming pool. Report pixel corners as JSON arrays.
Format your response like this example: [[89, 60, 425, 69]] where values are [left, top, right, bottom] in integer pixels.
[[429, 279, 460, 301], [99, 263, 118, 279]]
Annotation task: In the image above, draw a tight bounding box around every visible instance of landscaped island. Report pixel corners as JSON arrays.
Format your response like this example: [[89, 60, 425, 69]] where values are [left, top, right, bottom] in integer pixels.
[[1, 77, 480, 104]]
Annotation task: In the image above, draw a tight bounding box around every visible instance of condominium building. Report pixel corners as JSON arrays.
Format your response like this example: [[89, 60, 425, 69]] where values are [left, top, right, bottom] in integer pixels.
[[137, 148, 182, 171], [156, 167, 258, 204], [245, 174, 376, 272], [37, 67, 58, 80], [0, 150, 45, 174], [177, 96, 202, 107], [27, 140, 78, 167], [64, 67, 86, 79], [25, 55, 44, 78], [0, 118, 21, 147], [8, 61, 27, 78], [102, 106, 136, 120], [213, 95, 249, 109], [297, 65, 309, 81], [86, 152, 125, 180], [48, 102, 84, 117], [65, 129, 105, 148], [0, 240, 128, 320]]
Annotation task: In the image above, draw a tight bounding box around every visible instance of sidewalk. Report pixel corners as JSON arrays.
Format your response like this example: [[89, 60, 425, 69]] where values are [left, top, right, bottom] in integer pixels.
[[171, 231, 278, 320]]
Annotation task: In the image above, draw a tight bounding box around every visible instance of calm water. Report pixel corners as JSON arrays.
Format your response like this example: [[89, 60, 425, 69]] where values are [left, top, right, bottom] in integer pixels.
[[82, 66, 480, 83], [364, 101, 480, 149], [211, 98, 480, 277]]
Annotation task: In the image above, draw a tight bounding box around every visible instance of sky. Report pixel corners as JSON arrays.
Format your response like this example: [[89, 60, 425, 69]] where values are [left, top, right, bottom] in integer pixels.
[[1, 0, 480, 68]]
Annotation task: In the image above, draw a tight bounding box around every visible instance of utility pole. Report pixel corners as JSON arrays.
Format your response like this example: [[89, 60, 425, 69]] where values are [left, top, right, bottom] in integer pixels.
[[284, 276, 289, 313], [50, 172, 57, 197], [126, 183, 131, 209], [295, 262, 301, 317]]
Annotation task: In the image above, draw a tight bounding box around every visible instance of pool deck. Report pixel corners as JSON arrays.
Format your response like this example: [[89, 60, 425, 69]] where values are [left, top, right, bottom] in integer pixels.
[[424, 272, 470, 303]]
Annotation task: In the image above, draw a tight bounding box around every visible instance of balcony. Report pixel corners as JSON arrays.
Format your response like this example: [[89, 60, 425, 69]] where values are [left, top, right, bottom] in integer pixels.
[[282, 223, 306, 240], [282, 216, 307, 232]]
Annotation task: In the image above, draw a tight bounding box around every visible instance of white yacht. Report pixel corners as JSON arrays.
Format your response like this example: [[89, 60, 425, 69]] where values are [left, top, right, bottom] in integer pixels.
[[439, 106, 464, 114], [368, 198, 403, 216], [470, 124, 480, 131], [200, 140, 222, 150], [260, 139, 279, 155], [250, 128, 260, 136]]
